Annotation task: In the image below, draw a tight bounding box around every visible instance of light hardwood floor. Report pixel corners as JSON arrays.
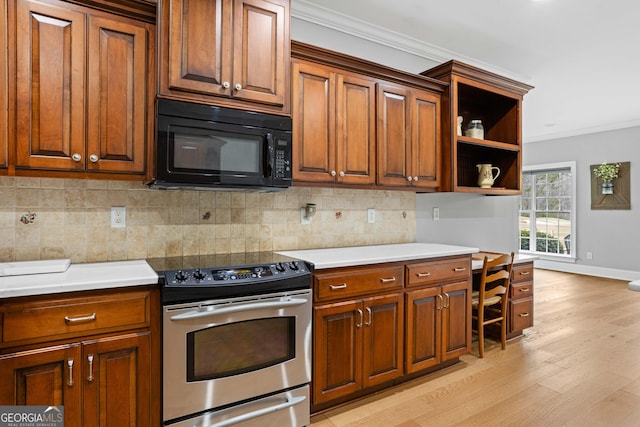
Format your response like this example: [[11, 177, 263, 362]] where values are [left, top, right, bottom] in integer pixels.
[[309, 269, 640, 426]]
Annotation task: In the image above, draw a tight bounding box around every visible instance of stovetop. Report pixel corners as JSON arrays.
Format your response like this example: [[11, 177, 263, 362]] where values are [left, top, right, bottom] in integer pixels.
[[147, 252, 314, 305]]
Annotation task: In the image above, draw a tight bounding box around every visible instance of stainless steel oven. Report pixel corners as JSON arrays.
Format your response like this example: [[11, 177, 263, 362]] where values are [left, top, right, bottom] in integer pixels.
[[153, 255, 312, 427]]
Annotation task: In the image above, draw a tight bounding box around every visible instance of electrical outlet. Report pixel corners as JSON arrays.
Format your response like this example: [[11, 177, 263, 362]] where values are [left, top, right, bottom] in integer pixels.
[[587, 251, 593, 260], [433, 207, 440, 221], [111, 207, 126, 228], [367, 208, 375, 223]]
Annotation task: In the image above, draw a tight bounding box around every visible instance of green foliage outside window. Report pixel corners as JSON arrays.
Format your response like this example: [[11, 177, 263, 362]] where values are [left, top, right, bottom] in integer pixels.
[[520, 229, 565, 254]]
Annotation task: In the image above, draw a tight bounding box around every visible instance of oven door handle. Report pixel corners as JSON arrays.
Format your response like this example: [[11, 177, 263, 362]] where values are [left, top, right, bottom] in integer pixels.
[[170, 298, 308, 321], [208, 395, 306, 427]]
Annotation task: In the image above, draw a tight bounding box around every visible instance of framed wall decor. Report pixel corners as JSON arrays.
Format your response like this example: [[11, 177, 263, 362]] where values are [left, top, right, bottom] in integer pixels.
[[590, 161, 630, 210]]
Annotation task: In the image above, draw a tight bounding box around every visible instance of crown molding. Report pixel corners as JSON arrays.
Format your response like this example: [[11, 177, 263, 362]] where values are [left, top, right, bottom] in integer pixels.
[[291, 0, 527, 82]]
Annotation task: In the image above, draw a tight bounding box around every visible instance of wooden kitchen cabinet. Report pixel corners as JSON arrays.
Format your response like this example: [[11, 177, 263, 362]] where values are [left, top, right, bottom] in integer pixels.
[[422, 61, 532, 194], [377, 82, 441, 190], [405, 256, 471, 374], [0, 0, 7, 170], [313, 293, 403, 405], [508, 261, 534, 338], [0, 286, 160, 427], [292, 59, 376, 186], [10, 0, 154, 177], [159, 0, 290, 115]]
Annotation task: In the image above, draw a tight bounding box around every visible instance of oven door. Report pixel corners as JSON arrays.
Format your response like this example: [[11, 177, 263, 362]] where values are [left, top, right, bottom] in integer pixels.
[[162, 289, 311, 423]]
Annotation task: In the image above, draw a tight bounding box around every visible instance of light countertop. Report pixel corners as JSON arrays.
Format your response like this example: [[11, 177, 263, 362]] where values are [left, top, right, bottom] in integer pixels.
[[276, 243, 479, 269], [0, 260, 159, 299]]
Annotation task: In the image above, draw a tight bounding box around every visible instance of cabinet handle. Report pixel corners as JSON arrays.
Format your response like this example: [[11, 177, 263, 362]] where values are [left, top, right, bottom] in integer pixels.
[[339, 171, 345, 177], [330, 170, 337, 177], [407, 176, 412, 182], [235, 83, 242, 91], [519, 312, 530, 317], [519, 271, 530, 276], [413, 176, 419, 182], [64, 313, 97, 323], [519, 288, 530, 292], [72, 153, 81, 162], [329, 283, 347, 290], [416, 272, 431, 277], [453, 267, 466, 272], [222, 81, 230, 89], [67, 359, 74, 387], [443, 292, 450, 309], [364, 307, 372, 326], [87, 354, 94, 382], [89, 154, 99, 163], [436, 294, 443, 310], [356, 309, 363, 328], [380, 277, 396, 283]]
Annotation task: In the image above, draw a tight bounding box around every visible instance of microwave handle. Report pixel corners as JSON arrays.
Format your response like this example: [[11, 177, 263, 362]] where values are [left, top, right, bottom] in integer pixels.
[[264, 132, 274, 178]]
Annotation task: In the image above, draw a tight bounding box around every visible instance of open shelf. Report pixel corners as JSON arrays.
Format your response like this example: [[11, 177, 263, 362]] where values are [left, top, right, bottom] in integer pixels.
[[455, 142, 521, 192]]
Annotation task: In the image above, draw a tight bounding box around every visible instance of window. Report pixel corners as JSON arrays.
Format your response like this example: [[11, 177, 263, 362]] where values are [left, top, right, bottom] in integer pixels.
[[519, 162, 576, 259]]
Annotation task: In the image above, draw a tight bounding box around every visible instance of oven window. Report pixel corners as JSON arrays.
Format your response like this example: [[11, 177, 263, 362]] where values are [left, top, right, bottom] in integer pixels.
[[172, 131, 261, 174], [186, 317, 295, 381]]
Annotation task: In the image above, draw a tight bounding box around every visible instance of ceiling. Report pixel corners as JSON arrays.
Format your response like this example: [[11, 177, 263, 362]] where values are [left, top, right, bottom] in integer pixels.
[[291, 0, 640, 143]]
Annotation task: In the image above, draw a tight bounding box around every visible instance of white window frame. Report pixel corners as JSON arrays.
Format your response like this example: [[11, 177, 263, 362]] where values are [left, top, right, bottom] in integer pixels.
[[520, 161, 577, 262]]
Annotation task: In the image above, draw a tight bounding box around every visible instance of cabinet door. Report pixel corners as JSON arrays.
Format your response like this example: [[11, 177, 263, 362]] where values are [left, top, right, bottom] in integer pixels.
[[165, 0, 232, 96], [87, 16, 148, 174], [15, 0, 86, 170], [232, 0, 288, 107], [361, 293, 403, 387], [0, 344, 82, 426], [82, 332, 151, 427], [411, 89, 441, 189], [0, 0, 6, 169], [405, 287, 441, 373], [312, 300, 361, 404], [441, 280, 471, 360], [292, 61, 335, 183], [335, 73, 376, 185], [377, 83, 411, 187]]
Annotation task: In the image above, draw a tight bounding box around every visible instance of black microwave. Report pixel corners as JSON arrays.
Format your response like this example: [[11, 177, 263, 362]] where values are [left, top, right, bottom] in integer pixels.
[[152, 99, 293, 191]]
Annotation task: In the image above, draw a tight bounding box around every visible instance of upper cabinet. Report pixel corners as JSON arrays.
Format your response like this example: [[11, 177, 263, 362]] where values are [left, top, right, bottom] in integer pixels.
[[422, 61, 532, 194], [291, 41, 445, 192], [292, 59, 376, 186], [159, 0, 291, 115], [8, 0, 155, 178], [0, 0, 7, 170]]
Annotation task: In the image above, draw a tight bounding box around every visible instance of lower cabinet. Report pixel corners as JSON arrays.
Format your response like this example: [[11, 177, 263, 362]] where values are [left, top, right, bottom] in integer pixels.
[[508, 261, 534, 338], [0, 286, 159, 427], [313, 293, 404, 404]]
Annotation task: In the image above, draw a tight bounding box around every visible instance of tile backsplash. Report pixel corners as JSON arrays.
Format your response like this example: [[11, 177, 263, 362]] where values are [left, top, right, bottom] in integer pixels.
[[0, 177, 416, 263]]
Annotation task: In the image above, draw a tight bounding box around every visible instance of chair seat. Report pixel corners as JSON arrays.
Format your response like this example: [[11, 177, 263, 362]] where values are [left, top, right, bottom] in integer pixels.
[[471, 291, 502, 307]]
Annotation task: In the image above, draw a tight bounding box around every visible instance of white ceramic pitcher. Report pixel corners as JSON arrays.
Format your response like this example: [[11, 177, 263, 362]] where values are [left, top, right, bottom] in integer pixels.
[[476, 164, 500, 188]]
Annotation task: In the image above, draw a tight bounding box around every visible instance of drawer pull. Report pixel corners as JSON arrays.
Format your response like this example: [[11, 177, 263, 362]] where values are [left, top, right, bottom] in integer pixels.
[[519, 271, 531, 276], [453, 267, 466, 272], [67, 359, 74, 387], [519, 312, 530, 317], [64, 313, 97, 323], [329, 283, 347, 290], [519, 288, 530, 292], [380, 277, 396, 283], [87, 354, 94, 382], [416, 272, 431, 277]]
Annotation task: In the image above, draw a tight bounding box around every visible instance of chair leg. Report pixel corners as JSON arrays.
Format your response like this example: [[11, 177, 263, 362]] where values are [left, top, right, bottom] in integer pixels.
[[478, 322, 484, 358], [501, 317, 507, 350]]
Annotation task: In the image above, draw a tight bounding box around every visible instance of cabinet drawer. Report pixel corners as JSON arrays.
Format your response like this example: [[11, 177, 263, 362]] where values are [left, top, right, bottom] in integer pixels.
[[510, 297, 533, 332], [314, 265, 404, 302], [510, 281, 533, 300], [406, 256, 470, 288], [1, 289, 151, 346], [511, 263, 533, 284]]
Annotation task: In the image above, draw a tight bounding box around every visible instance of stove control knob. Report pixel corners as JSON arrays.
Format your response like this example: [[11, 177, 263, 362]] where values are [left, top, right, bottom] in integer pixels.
[[275, 262, 286, 272], [175, 270, 188, 282], [290, 261, 299, 270], [193, 269, 205, 280]]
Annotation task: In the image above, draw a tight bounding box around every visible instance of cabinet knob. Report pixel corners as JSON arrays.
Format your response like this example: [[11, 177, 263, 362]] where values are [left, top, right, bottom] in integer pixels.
[[235, 83, 242, 91], [339, 171, 345, 177], [89, 154, 99, 163], [222, 81, 230, 89], [72, 153, 82, 162], [413, 176, 419, 182], [407, 176, 412, 182], [330, 170, 337, 177]]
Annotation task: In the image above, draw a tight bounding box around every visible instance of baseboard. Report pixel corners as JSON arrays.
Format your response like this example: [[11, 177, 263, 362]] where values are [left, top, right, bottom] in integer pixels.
[[534, 260, 640, 281]]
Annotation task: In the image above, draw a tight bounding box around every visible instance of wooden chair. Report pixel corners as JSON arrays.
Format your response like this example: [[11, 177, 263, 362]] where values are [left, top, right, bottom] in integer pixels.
[[472, 252, 515, 358]]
